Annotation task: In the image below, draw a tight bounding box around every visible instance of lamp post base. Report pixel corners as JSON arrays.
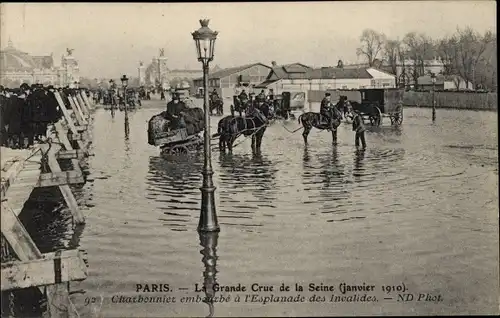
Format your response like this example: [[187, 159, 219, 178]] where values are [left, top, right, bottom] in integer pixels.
[[198, 185, 219, 232]]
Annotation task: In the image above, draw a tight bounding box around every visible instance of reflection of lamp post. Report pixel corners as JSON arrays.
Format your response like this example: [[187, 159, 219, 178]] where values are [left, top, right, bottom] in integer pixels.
[[431, 72, 436, 121], [192, 19, 219, 232], [121, 75, 129, 125], [199, 231, 219, 317]]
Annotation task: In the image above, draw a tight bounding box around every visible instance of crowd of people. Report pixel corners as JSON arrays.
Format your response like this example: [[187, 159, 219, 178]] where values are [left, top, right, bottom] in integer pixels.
[[0, 83, 86, 149]]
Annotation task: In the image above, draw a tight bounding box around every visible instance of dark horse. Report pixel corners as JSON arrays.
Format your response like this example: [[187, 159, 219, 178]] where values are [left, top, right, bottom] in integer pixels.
[[297, 97, 346, 145], [214, 103, 273, 153], [209, 97, 224, 116]]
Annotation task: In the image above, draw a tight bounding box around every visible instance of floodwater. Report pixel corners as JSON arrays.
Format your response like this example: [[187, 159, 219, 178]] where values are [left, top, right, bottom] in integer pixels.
[[25, 101, 498, 316]]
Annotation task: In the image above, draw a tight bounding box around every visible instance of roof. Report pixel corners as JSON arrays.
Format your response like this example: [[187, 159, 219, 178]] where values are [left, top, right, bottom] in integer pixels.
[[266, 63, 312, 80], [267, 66, 374, 80], [254, 79, 280, 88], [1, 44, 36, 70], [169, 69, 202, 73], [194, 63, 271, 81], [309, 67, 373, 79]]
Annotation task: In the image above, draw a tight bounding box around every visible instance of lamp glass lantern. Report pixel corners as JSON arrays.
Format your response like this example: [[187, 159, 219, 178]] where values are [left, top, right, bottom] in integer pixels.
[[192, 19, 218, 63], [121, 75, 129, 87], [431, 73, 436, 84]]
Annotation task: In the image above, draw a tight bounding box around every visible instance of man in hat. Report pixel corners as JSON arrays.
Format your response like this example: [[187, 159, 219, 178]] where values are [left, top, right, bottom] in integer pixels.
[[352, 109, 366, 149], [256, 89, 266, 103], [164, 92, 187, 129], [267, 88, 275, 101], [238, 89, 248, 104], [320, 92, 335, 130]]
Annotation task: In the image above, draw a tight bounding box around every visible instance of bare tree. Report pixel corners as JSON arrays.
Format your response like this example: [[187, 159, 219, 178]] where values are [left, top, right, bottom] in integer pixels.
[[436, 36, 458, 76], [356, 29, 386, 67], [454, 27, 494, 88], [383, 39, 401, 86], [403, 32, 435, 88]]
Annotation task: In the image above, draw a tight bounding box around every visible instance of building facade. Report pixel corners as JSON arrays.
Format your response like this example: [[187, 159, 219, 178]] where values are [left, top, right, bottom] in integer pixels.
[[417, 74, 473, 90], [143, 49, 211, 90], [192, 63, 272, 100], [0, 39, 79, 87], [256, 65, 396, 94]]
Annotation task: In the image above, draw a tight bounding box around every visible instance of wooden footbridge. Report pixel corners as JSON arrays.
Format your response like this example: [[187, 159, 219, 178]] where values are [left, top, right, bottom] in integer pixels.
[[1, 90, 96, 317]]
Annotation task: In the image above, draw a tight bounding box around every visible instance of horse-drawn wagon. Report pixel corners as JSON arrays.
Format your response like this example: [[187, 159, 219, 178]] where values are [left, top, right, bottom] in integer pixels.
[[339, 88, 404, 126]]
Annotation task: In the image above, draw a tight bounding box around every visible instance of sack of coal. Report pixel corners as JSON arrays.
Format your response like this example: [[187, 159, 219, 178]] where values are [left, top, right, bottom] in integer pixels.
[[148, 113, 169, 145], [182, 107, 204, 135]]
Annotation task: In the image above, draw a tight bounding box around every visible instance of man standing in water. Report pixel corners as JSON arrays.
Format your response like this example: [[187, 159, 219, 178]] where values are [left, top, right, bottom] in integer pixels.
[[352, 110, 367, 149]]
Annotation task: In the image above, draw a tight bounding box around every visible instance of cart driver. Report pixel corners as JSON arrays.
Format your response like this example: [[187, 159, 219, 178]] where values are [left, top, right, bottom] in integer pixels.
[[164, 93, 187, 129]]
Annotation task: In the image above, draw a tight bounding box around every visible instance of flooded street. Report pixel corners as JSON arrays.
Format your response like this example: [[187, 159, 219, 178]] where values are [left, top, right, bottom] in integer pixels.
[[34, 100, 497, 316]]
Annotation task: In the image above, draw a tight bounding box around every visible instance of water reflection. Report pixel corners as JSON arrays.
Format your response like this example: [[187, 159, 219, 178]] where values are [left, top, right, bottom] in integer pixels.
[[124, 119, 130, 140], [302, 146, 311, 165], [301, 146, 350, 215], [199, 231, 219, 318], [123, 121, 132, 169], [353, 149, 366, 183], [217, 152, 278, 202], [146, 156, 202, 230]]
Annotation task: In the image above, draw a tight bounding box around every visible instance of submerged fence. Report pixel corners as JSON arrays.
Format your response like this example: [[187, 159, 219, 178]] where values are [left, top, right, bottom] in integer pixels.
[[402, 91, 497, 111]]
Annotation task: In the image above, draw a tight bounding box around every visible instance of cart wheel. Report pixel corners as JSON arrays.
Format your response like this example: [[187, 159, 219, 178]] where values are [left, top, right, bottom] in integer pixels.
[[393, 104, 403, 126], [171, 145, 188, 155]]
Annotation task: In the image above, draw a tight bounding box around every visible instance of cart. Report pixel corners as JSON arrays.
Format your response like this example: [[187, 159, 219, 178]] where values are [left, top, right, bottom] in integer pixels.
[[156, 128, 203, 156], [148, 114, 204, 156], [338, 88, 404, 126]]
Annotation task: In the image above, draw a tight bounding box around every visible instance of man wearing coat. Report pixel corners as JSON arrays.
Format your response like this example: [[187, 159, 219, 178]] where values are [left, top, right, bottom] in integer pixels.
[[163, 93, 187, 129]]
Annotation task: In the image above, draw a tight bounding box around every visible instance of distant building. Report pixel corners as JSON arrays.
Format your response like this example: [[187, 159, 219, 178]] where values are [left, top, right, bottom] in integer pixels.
[[417, 74, 473, 90], [192, 63, 272, 99], [143, 51, 219, 89], [0, 39, 79, 87], [256, 64, 396, 93]]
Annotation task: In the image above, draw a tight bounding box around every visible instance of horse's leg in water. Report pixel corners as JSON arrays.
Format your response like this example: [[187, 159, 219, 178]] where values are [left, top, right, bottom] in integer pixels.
[[332, 129, 338, 145], [219, 134, 226, 152], [302, 125, 311, 145], [255, 127, 265, 151], [227, 135, 236, 153]]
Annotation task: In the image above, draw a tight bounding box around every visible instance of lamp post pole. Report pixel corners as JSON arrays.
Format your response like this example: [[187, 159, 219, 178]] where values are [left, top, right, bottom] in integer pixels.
[[199, 60, 218, 232], [193, 19, 219, 232], [121, 75, 129, 126], [431, 73, 436, 121]]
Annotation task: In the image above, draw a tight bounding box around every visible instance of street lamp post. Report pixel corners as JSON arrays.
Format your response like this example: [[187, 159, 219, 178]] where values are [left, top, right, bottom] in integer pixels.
[[192, 19, 219, 232], [431, 72, 436, 121], [308, 77, 312, 112], [121, 75, 129, 124]]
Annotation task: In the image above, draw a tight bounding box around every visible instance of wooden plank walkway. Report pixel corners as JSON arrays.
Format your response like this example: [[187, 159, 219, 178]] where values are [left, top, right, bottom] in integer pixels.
[[1, 89, 96, 317]]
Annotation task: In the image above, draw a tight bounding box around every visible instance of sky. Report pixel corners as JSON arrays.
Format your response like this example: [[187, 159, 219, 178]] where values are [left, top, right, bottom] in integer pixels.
[[1, 1, 496, 78]]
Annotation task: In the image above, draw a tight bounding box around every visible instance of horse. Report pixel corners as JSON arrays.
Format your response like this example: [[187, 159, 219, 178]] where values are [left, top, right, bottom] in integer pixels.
[[297, 102, 343, 145], [209, 97, 224, 116], [214, 102, 273, 154]]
